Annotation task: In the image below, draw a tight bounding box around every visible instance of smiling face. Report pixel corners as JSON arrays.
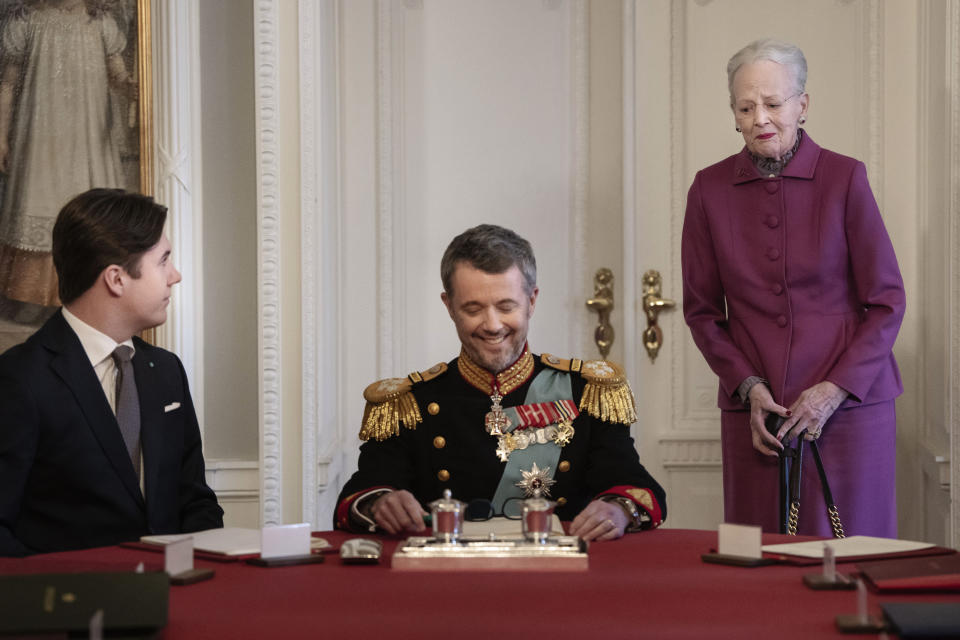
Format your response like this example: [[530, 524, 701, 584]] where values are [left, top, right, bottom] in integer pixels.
[[732, 59, 808, 160], [121, 234, 181, 332], [441, 263, 538, 373]]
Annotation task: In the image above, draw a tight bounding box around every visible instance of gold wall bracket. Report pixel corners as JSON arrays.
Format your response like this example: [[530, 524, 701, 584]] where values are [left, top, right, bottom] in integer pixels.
[[641, 270, 675, 362], [586, 268, 615, 359]]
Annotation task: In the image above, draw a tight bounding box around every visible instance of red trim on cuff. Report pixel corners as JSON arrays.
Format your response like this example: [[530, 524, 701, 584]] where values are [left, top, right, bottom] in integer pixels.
[[599, 485, 663, 528], [335, 486, 393, 531]]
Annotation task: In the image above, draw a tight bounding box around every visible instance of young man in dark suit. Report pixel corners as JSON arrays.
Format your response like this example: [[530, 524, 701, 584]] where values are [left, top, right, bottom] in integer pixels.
[[0, 189, 223, 556]]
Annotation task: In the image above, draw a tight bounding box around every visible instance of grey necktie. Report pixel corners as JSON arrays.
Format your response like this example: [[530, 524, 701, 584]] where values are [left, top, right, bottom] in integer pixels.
[[111, 345, 141, 477]]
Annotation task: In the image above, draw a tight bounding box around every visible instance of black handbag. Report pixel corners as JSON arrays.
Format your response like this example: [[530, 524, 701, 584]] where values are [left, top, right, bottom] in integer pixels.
[[765, 414, 846, 538]]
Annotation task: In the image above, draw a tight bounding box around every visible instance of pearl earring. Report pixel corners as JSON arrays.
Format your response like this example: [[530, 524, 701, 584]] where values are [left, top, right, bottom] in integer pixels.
[[799, 116, 806, 124], [736, 126, 742, 133]]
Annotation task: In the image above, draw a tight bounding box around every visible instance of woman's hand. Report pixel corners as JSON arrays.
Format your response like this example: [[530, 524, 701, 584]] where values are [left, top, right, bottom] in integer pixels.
[[747, 383, 789, 456], [776, 381, 848, 442]]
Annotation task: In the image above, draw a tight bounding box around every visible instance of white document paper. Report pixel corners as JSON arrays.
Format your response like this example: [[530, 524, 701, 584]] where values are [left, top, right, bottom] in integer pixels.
[[165, 537, 194, 576], [142, 527, 262, 556], [261, 523, 312, 559], [761, 535, 934, 559], [718, 523, 762, 559], [142, 527, 331, 556]]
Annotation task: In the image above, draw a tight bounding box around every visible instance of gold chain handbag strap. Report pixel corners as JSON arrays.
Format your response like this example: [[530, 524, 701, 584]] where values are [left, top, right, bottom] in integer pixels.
[[785, 438, 803, 536], [783, 438, 846, 538], [811, 440, 845, 539]]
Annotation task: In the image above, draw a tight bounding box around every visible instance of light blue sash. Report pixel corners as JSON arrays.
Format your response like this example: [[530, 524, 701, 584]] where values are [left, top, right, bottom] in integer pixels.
[[490, 369, 572, 511]]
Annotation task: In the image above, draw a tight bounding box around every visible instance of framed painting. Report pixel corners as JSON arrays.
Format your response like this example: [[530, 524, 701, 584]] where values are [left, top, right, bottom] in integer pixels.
[[0, 0, 152, 352]]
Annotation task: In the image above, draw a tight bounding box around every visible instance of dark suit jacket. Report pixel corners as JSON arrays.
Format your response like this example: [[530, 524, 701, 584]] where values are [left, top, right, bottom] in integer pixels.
[[0, 311, 223, 556], [681, 132, 905, 410]]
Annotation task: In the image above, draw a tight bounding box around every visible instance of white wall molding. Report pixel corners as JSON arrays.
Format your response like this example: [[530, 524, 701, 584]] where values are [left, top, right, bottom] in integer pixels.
[[570, 0, 589, 356], [621, 0, 637, 395], [152, 0, 202, 425], [669, 2, 692, 431], [376, 0, 398, 379], [949, 0, 960, 551], [659, 437, 722, 468], [254, 0, 283, 527], [299, 0, 319, 529], [205, 459, 260, 499], [299, 0, 344, 528], [864, 0, 884, 207], [205, 459, 260, 528]]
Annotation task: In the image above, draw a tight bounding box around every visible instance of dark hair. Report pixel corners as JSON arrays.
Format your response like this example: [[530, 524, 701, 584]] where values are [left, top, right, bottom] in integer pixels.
[[441, 224, 537, 296], [52, 189, 168, 304]]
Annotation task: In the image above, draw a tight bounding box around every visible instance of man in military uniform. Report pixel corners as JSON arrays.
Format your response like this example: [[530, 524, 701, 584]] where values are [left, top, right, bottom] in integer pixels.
[[335, 225, 665, 541]]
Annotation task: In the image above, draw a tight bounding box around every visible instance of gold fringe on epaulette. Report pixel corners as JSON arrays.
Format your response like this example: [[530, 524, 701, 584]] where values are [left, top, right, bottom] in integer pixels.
[[359, 392, 422, 441], [580, 380, 638, 425]]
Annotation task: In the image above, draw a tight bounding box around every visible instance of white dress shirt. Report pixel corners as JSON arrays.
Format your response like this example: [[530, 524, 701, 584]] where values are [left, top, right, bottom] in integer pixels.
[[61, 306, 135, 416]]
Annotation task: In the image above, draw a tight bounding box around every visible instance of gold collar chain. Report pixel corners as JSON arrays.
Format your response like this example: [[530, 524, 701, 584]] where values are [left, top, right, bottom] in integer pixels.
[[457, 345, 535, 396]]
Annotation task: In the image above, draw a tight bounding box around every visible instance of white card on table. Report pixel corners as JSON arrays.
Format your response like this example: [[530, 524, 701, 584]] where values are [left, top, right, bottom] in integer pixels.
[[261, 523, 311, 559], [718, 523, 762, 559], [165, 536, 194, 576]]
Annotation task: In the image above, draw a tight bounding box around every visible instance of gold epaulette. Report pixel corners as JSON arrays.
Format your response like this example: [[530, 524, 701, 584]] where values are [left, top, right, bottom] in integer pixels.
[[408, 362, 447, 383], [541, 353, 583, 372], [577, 359, 637, 425], [358, 363, 447, 441]]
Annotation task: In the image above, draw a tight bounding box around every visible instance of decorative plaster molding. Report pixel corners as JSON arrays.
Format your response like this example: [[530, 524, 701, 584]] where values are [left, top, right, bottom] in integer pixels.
[[621, 0, 637, 390], [669, 2, 690, 434], [299, 0, 319, 528], [376, 0, 396, 379], [571, 0, 588, 356], [205, 460, 261, 500], [151, 0, 201, 416], [864, 0, 884, 207], [950, 0, 960, 551], [299, 0, 343, 528], [659, 437, 722, 467], [254, 0, 282, 527]]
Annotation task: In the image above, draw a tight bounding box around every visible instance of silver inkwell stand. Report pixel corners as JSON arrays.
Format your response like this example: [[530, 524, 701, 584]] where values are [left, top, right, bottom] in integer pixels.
[[391, 489, 588, 571]]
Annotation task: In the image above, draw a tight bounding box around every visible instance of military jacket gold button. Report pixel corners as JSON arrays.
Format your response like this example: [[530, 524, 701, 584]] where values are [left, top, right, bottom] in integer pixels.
[[432, 436, 446, 449], [437, 469, 450, 482], [427, 402, 440, 415], [558, 461, 570, 472], [556, 497, 567, 506]]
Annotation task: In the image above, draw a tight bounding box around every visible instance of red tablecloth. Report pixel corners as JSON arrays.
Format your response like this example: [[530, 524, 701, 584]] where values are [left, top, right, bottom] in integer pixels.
[[1, 529, 955, 639]]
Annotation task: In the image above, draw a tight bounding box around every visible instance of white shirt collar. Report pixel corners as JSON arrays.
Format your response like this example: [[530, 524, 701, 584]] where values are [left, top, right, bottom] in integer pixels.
[[61, 306, 136, 368]]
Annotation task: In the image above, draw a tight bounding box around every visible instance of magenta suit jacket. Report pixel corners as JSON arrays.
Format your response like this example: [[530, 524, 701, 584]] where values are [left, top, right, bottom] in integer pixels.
[[681, 132, 905, 411]]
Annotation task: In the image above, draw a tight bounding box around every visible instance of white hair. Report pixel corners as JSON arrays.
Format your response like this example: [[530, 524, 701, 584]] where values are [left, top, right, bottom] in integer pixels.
[[727, 38, 807, 106]]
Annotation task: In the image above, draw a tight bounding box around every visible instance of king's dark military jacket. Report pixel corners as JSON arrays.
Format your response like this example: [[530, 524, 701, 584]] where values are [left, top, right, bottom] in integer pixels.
[[335, 351, 666, 531]]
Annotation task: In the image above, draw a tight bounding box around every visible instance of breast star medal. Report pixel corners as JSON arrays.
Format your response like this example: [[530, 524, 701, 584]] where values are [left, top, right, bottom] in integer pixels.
[[516, 462, 557, 498]]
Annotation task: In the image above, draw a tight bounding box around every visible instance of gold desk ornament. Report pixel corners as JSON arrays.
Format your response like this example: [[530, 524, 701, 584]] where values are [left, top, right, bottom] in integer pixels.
[[641, 269, 676, 363], [585, 268, 615, 358]]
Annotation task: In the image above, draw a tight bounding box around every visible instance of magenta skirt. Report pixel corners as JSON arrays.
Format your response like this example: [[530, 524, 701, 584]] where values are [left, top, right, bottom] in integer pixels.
[[721, 400, 896, 537]]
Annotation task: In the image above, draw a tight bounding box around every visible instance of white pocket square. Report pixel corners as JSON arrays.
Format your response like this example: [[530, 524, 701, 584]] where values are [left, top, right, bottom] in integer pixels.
[[164, 402, 181, 413]]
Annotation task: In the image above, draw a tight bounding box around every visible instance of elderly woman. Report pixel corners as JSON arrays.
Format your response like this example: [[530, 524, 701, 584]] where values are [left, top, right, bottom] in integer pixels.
[[681, 39, 905, 537]]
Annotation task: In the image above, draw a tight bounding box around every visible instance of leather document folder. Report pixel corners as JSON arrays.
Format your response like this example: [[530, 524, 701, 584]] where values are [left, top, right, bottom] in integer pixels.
[[881, 603, 960, 638], [857, 554, 960, 592], [0, 571, 169, 637]]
